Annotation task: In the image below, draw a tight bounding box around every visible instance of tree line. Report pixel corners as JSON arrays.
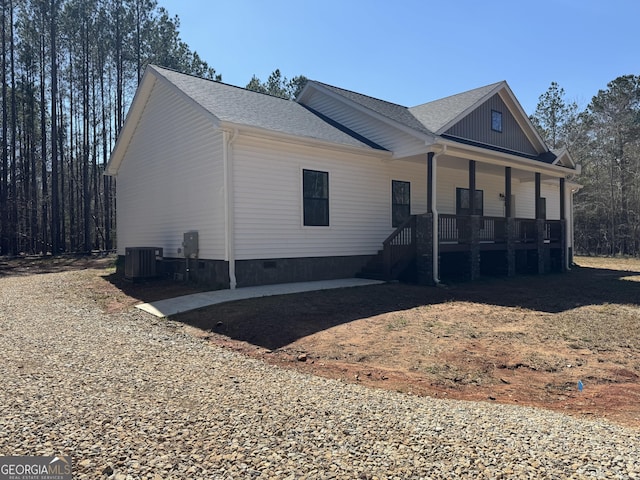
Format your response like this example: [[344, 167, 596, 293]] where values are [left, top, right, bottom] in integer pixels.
[[530, 76, 640, 256], [1, 1, 638, 257], [0, 0, 219, 256]]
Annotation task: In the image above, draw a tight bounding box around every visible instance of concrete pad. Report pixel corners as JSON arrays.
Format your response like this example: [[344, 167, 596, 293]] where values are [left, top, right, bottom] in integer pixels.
[[136, 278, 385, 318]]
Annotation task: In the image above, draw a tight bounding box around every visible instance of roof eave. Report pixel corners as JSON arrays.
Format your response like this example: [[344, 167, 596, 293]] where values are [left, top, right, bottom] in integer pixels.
[[434, 138, 578, 177], [219, 120, 393, 159], [497, 85, 549, 153], [552, 147, 577, 169], [104, 68, 157, 176]]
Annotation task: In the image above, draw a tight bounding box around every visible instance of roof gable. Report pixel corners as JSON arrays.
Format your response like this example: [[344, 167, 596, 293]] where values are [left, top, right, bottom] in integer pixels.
[[106, 66, 388, 175], [408, 82, 504, 133], [151, 66, 385, 150], [443, 93, 540, 157], [299, 80, 555, 162], [409, 81, 556, 162]]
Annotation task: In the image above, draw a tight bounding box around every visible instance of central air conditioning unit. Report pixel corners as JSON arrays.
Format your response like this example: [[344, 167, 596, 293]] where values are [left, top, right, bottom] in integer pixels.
[[124, 247, 163, 280]]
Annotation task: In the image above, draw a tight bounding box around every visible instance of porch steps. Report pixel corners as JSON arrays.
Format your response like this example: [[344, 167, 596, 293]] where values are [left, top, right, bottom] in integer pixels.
[[357, 216, 419, 282]]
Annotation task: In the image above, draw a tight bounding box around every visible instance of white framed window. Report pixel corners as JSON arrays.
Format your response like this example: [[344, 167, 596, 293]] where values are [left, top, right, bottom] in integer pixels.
[[491, 110, 503, 132]]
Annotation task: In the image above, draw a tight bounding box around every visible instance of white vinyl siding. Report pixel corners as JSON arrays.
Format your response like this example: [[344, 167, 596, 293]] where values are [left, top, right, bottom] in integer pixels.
[[232, 136, 427, 260], [115, 80, 226, 258], [513, 180, 561, 220], [436, 165, 562, 220], [436, 167, 505, 217]]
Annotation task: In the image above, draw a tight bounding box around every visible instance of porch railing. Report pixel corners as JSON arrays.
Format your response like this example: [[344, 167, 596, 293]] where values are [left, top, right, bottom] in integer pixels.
[[383, 215, 417, 279], [514, 219, 537, 243], [545, 220, 562, 243], [439, 215, 507, 243], [439, 214, 469, 243], [479, 216, 507, 243], [439, 215, 562, 245]]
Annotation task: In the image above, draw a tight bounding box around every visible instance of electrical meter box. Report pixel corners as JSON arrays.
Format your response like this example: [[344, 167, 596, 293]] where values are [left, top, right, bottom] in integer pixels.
[[183, 231, 199, 259]]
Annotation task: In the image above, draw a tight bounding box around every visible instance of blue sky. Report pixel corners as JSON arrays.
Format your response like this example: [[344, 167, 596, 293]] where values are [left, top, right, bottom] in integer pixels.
[[159, 0, 638, 115]]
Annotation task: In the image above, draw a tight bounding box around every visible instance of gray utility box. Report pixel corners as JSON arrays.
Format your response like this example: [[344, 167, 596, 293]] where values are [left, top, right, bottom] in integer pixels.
[[125, 247, 163, 280], [183, 231, 199, 259]]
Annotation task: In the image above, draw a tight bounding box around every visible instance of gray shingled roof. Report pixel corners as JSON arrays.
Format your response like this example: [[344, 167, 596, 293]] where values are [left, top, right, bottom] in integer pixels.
[[408, 82, 504, 133], [151, 66, 386, 151], [312, 81, 506, 139]]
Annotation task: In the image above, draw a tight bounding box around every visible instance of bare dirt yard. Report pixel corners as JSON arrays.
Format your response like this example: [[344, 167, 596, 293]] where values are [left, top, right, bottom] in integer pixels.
[[172, 256, 640, 430], [3, 255, 639, 429]]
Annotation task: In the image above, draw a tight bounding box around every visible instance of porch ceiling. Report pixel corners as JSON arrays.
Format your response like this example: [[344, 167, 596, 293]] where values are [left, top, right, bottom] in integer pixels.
[[395, 152, 567, 184], [438, 155, 560, 182]]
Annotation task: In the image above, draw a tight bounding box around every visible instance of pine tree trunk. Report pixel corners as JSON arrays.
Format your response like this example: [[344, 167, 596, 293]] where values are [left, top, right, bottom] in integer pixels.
[[39, 23, 48, 254], [50, 0, 60, 254], [1, 1, 9, 255]]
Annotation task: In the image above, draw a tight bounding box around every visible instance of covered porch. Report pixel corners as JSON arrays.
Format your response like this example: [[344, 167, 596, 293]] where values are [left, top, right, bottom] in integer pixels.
[[377, 141, 577, 284]]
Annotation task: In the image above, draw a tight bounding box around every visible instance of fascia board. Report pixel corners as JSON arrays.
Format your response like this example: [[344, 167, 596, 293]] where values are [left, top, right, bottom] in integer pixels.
[[219, 120, 393, 159], [567, 180, 584, 192], [104, 70, 156, 176], [296, 81, 314, 102], [552, 147, 577, 169], [498, 87, 548, 153], [437, 138, 576, 178]]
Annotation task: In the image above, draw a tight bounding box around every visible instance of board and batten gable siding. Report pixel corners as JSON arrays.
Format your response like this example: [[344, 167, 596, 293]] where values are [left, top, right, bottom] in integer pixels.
[[115, 79, 226, 259], [301, 89, 427, 158], [435, 165, 561, 220], [444, 94, 539, 156], [231, 135, 427, 260]]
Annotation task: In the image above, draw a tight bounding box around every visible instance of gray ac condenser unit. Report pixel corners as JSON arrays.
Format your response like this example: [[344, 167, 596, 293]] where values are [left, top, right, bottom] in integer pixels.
[[124, 247, 163, 280]]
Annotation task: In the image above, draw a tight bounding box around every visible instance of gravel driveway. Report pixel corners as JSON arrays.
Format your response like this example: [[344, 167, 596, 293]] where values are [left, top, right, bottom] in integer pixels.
[[1, 269, 639, 479]]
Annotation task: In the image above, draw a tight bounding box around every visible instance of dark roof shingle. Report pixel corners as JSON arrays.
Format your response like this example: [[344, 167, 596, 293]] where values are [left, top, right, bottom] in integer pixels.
[[152, 66, 387, 151]]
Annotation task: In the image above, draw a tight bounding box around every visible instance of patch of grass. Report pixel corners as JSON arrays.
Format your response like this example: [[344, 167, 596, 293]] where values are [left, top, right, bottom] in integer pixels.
[[549, 305, 640, 352], [421, 319, 441, 332], [522, 352, 568, 373], [386, 314, 409, 331]]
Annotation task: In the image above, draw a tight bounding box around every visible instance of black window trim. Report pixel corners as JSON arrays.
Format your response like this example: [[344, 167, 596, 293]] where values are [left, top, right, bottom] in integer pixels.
[[391, 179, 411, 228], [456, 187, 484, 216], [302, 168, 330, 227]]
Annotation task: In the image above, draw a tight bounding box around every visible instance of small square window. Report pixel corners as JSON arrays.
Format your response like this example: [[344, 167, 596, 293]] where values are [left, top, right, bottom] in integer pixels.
[[491, 110, 503, 132]]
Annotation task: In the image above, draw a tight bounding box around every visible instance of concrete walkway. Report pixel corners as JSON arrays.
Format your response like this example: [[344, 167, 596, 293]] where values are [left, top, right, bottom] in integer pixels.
[[136, 278, 385, 318]]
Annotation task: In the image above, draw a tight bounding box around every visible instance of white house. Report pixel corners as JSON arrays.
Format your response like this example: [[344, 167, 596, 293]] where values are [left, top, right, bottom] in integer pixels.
[[105, 65, 580, 288]]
